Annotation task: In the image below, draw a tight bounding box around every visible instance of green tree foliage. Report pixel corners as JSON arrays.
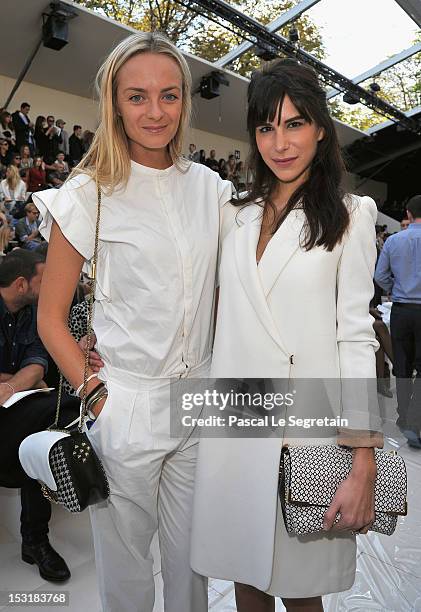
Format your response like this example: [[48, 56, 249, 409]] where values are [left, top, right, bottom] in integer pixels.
[[73, 0, 418, 133], [189, 0, 325, 76], [328, 100, 384, 132], [73, 0, 199, 44], [329, 35, 420, 131], [73, 0, 325, 71]]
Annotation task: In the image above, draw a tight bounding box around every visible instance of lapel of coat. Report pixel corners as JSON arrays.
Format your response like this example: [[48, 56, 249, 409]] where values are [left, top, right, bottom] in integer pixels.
[[258, 208, 305, 298], [234, 204, 292, 358]]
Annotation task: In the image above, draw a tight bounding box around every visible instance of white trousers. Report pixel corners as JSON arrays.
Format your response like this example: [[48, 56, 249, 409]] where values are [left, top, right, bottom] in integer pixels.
[[87, 362, 209, 612]]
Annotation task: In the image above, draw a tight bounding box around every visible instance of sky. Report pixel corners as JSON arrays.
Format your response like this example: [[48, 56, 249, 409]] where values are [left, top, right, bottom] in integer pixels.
[[305, 0, 419, 78]]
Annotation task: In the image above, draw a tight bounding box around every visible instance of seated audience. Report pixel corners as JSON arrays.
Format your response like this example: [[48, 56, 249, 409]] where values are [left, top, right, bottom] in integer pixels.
[[48, 160, 69, 188], [218, 158, 227, 179], [27, 156, 48, 193], [0, 166, 27, 218], [0, 111, 16, 150], [0, 222, 14, 256], [54, 152, 69, 174], [199, 149, 206, 164], [0, 139, 12, 176], [15, 203, 42, 250], [236, 160, 246, 191], [20, 145, 33, 173], [206, 149, 219, 172], [0, 250, 79, 582], [226, 154, 239, 189]]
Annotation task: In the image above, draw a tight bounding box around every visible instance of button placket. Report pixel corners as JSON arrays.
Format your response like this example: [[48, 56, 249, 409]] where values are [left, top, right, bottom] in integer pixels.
[[157, 175, 193, 373]]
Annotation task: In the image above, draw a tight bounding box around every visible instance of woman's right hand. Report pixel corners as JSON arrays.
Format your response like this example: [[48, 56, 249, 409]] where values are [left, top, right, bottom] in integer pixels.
[[78, 333, 105, 372]]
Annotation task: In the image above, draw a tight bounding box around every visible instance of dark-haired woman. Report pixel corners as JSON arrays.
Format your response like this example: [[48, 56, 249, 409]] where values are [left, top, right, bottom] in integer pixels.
[[34, 116, 49, 160], [0, 111, 16, 150], [191, 59, 383, 611]]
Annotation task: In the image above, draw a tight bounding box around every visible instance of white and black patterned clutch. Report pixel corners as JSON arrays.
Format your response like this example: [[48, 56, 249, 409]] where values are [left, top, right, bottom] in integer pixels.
[[279, 445, 407, 536], [20, 429, 110, 513]]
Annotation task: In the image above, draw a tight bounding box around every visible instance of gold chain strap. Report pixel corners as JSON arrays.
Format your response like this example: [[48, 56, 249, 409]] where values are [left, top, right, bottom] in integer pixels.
[[51, 181, 102, 432]]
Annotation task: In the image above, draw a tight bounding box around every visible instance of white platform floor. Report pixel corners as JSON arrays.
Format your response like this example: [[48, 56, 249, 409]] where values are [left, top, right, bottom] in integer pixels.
[[1, 389, 420, 612]]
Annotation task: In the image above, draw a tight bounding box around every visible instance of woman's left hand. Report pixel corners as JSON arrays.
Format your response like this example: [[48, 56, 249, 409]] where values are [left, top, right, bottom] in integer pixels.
[[323, 448, 376, 534]]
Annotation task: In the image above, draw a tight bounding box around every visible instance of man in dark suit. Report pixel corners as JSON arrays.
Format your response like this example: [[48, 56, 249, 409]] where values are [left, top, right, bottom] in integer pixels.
[[12, 103, 35, 154], [68, 125, 84, 167], [0, 250, 79, 581]]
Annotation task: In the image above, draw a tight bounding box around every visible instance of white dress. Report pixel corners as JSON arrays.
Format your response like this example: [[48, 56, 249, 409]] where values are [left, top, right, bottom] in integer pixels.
[[191, 196, 383, 598], [34, 160, 233, 612]]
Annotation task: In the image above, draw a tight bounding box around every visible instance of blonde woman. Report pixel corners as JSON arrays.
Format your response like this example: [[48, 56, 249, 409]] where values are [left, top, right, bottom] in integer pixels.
[[20, 144, 34, 172], [0, 222, 14, 255], [0, 165, 27, 211], [34, 32, 232, 612]]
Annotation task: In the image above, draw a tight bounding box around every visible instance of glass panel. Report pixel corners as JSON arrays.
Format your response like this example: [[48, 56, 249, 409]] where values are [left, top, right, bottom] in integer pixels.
[[305, 0, 419, 78], [358, 53, 421, 113]]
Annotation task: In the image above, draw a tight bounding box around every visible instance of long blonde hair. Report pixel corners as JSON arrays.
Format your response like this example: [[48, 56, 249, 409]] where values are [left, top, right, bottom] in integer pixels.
[[0, 224, 11, 254], [72, 32, 192, 193], [6, 165, 20, 191]]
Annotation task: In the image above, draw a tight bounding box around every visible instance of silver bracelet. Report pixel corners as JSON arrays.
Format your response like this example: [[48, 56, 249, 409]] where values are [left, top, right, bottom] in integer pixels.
[[75, 373, 98, 398], [86, 386, 108, 415]]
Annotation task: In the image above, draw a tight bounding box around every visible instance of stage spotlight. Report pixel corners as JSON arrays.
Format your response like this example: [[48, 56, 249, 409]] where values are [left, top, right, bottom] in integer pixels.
[[288, 27, 299, 43], [343, 92, 360, 105], [200, 71, 229, 100], [200, 75, 219, 99], [42, 1, 77, 51], [255, 44, 278, 61], [369, 82, 381, 93]]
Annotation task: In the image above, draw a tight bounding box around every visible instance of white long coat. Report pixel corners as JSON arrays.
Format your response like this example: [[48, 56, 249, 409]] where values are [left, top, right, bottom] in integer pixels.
[[191, 195, 383, 597]]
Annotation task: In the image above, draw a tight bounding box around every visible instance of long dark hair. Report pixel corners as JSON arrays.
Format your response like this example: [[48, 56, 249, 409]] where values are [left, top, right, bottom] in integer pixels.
[[240, 58, 350, 251]]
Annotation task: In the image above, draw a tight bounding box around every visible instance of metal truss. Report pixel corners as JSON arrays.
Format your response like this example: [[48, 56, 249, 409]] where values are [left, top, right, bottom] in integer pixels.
[[326, 42, 421, 100], [394, 0, 421, 27], [214, 0, 322, 68], [176, 0, 421, 135]]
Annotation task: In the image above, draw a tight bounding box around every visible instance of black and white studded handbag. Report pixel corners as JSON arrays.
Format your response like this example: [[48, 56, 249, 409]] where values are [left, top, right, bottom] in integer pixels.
[[19, 184, 109, 513], [279, 445, 407, 536], [43, 430, 109, 512]]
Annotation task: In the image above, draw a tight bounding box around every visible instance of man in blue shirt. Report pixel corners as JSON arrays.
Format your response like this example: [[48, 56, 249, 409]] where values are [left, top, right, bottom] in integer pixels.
[[375, 195, 421, 448], [0, 249, 78, 581]]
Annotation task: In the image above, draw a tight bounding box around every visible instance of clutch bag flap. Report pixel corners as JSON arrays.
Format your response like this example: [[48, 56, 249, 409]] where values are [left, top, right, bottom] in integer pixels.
[[282, 445, 407, 516], [19, 430, 70, 491]]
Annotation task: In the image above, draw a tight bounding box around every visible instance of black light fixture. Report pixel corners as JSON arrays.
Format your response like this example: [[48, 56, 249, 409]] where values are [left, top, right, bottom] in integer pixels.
[[369, 82, 381, 93], [200, 71, 230, 100], [42, 1, 78, 51], [343, 91, 360, 105], [288, 27, 299, 43], [255, 43, 278, 61]]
